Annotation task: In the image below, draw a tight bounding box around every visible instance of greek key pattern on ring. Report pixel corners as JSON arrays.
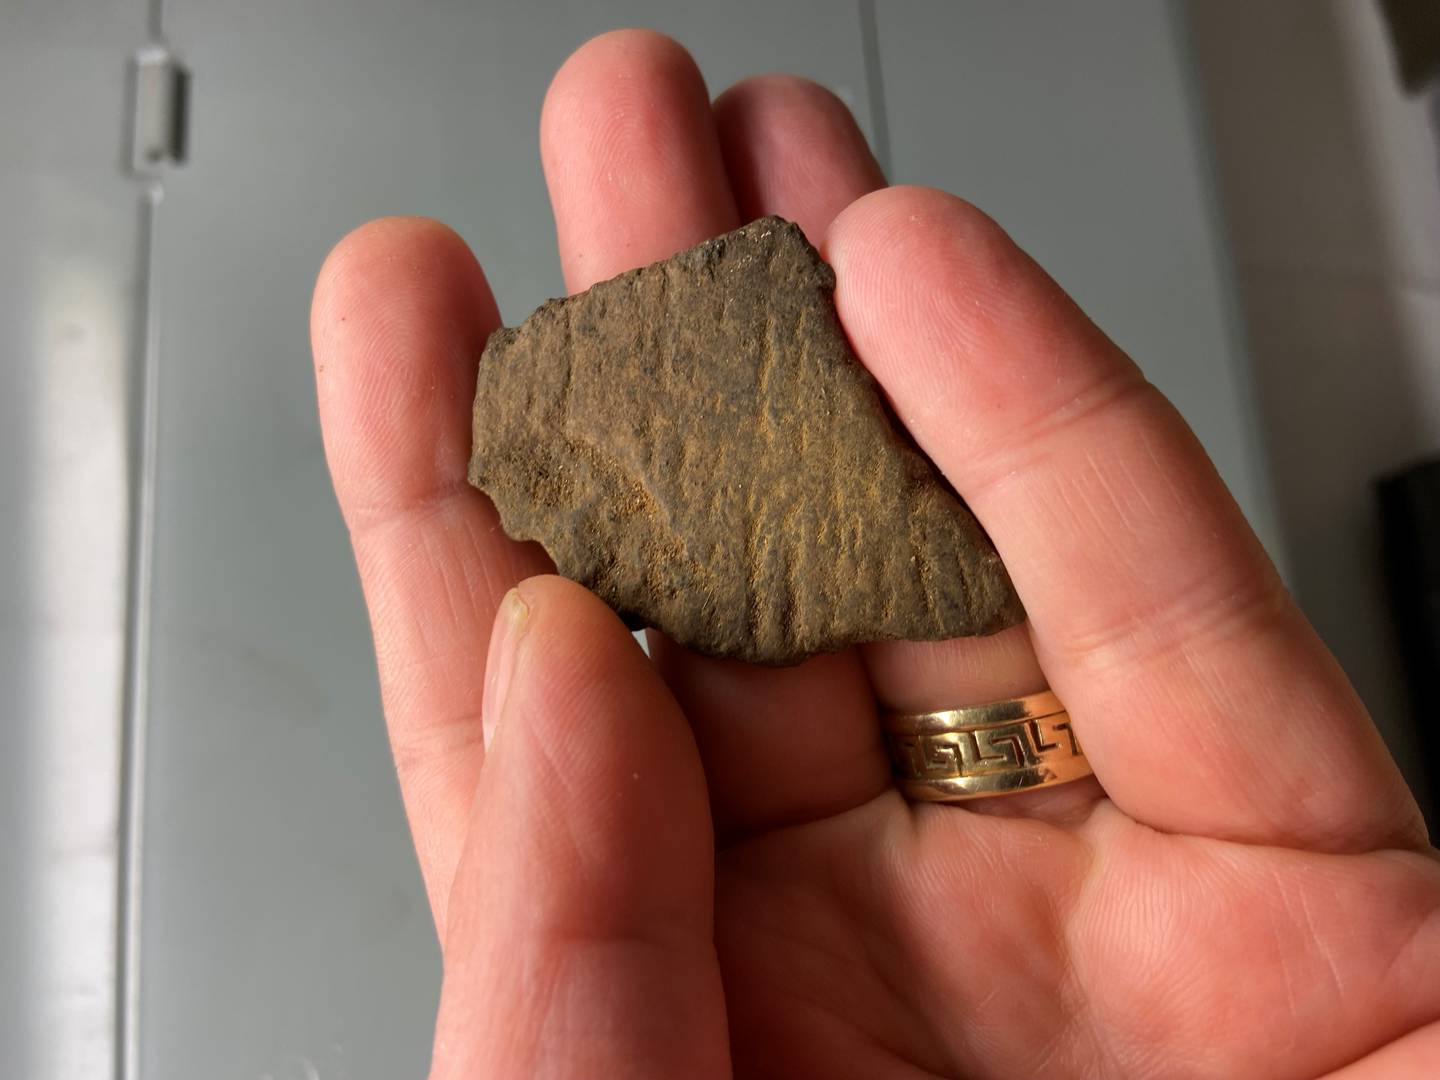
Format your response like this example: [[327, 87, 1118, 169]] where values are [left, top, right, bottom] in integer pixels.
[[887, 713, 1083, 782]]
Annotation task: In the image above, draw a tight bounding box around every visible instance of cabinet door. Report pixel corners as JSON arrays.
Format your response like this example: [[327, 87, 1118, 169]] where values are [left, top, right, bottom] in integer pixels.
[[1, 3, 152, 1077], [139, 4, 872, 1077]]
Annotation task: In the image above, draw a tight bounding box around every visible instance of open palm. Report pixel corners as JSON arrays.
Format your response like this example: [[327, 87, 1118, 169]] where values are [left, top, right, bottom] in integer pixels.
[[310, 31, 1440, 1079]]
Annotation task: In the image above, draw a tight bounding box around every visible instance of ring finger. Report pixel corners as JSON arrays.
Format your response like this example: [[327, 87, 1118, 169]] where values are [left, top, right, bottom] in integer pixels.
[[713, 73, 1093, 820]]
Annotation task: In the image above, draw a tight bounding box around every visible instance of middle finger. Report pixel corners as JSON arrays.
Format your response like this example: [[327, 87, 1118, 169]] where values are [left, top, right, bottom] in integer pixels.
[[539, 31, 883, 836]]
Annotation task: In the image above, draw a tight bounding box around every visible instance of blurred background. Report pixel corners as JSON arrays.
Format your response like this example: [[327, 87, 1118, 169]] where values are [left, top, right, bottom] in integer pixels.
[[4, 1, 1438, 1076]]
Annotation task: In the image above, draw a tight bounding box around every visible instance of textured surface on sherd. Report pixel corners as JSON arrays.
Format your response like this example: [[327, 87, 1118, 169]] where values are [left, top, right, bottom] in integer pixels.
[[468, 217, 1024, 664]]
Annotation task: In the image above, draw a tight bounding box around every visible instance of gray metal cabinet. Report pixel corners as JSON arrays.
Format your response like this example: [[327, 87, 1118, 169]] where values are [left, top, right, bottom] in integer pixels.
[[4, 2, 1278, 1076]]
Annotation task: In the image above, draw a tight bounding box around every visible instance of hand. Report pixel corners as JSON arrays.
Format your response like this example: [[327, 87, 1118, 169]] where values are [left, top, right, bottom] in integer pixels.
[[311, 30, 1440, 1080]]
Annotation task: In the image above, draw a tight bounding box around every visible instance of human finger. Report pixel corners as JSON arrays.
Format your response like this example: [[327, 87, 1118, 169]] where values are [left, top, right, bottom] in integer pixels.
[[430, 577, 728, 1079], [713, 73, 884, 242], [1320, 1020, 1440, 1079], [542, 29, 737, 292], [312, 218, 552, 934], [826, 186, 1425, 852], [713, 75, 1081, 817]]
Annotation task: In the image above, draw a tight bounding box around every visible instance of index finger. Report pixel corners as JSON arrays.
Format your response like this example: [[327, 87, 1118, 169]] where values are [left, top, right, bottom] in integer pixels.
[[826, 187, 1425, 853], [312, 218, 552, 934]]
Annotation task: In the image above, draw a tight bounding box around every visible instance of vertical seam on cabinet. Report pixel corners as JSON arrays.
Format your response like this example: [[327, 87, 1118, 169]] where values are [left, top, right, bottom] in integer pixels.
[[858, 0, 894, 176], [115, 180, 162, 1080]]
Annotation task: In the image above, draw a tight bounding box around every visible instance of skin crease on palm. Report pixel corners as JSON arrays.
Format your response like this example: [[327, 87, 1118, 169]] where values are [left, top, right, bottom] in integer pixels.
[[309, 29, 1440, 1080]]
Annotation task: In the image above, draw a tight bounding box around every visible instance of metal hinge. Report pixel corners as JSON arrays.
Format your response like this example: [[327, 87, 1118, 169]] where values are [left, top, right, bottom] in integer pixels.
[[127, 44, 189, 174]]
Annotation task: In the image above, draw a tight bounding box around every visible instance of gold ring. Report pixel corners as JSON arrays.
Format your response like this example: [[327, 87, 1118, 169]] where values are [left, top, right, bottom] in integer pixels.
[[882, 690, 1093, 801]]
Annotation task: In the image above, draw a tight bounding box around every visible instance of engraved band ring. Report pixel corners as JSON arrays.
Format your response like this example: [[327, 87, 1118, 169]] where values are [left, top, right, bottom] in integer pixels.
[[882, 690, 1093, 801]]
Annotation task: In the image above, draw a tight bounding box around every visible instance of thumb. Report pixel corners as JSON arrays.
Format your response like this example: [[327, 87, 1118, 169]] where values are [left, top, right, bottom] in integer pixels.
[[429, 576, 730, 1080]]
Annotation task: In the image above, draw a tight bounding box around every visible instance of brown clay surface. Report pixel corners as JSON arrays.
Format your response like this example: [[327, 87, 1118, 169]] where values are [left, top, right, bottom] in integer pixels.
[[469, 217, 1023, 664]]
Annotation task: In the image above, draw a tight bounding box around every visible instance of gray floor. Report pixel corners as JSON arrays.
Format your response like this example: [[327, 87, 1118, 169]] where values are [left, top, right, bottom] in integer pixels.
[[4, 1, 1426, 1077]]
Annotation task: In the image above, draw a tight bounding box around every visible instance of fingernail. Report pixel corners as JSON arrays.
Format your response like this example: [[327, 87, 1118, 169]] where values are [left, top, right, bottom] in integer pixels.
[[482, 588, 530, 751]]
